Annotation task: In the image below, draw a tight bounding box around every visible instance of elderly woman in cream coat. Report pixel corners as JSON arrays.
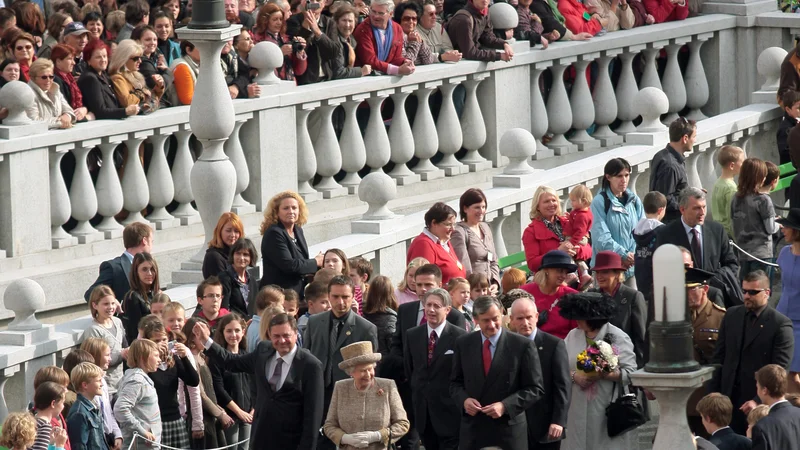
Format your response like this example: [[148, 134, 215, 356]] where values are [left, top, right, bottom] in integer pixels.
[[323, 341, 409, 449], [26, 58, 76, 129]]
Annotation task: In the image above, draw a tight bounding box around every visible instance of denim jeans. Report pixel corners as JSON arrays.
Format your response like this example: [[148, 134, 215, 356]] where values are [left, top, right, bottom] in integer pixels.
[[224, 421, 251, 450]]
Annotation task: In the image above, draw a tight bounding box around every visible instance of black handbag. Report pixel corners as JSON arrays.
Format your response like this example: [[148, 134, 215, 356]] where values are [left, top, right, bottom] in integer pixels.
[[605, 381, 647, 437]]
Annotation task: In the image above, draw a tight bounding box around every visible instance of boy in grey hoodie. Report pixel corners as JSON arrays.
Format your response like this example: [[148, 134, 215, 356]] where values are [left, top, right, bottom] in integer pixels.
[[113, 339, 162, 449], [633, 192, 667, 305]]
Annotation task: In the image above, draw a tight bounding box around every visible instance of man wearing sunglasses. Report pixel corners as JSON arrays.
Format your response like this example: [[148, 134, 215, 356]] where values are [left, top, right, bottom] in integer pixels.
[[708, 270, 794, 436]]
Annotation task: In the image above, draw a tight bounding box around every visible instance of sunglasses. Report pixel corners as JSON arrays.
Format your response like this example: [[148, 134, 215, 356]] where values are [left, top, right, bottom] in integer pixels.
[[742, 288, 766, 296], [129, 56, 142, 62], [401, 15, 418, 21], [39, 75, 55, 80]]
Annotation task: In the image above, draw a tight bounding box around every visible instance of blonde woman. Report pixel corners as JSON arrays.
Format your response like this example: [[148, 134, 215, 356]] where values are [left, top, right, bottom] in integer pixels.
[[394, 257, 429, 305], [522, 185, 575, 273], [25, 58, 75, 129], [109, 39, 163, 112]]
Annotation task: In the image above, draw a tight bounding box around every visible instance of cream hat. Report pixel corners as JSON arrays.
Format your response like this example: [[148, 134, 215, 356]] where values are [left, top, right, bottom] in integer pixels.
[[338, 341, 382, 371]]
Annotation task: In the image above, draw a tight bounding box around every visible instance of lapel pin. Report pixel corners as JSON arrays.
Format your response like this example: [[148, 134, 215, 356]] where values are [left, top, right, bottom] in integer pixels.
[[538, 347, 543, 350], [621, 298, 628, 304], [346, 330, 351, 336]]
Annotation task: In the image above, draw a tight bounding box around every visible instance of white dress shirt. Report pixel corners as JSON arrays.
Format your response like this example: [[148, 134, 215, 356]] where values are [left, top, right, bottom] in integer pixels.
[[681, 217, 703, 264], [266, 344, 298, 391], [427, 321, 447, 340]]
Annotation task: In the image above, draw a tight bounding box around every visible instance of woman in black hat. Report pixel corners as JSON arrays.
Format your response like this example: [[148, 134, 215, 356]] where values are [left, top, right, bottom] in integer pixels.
[[559, 292, 638, 449], [520, 250, 579, 339], [776, 208, 800, 392]]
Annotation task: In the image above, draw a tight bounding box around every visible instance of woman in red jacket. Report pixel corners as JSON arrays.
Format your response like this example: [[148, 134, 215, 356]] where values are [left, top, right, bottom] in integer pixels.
[[520, 250, 579, 339], [558, 0, 602, 36], [642, 0, 688, 23], [407, 202, 467, 284]]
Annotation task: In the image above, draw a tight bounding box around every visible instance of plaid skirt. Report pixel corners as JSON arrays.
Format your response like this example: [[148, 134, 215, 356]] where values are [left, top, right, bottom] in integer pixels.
[[162, 417, 191, 449]]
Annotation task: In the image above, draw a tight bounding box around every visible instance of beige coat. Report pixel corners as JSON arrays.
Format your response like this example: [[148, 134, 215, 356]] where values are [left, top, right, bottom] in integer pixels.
[[25, 80, 75, 129], [323, 377, 409, 450], [584, 0, 635, 31]]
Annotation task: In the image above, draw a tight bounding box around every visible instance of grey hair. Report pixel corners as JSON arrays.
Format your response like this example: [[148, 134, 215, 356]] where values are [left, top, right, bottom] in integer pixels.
[[678, 187, 705, 208], [268, 0, 289, 8], [472, 296, 503, 319], [508, 296, 537, 318], [371, 0, 395, 12], [422, 288, 452, 307]]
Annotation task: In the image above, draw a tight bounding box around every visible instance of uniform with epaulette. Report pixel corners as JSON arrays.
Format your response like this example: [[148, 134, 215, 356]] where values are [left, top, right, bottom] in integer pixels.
[[685, 267, 727, 438]]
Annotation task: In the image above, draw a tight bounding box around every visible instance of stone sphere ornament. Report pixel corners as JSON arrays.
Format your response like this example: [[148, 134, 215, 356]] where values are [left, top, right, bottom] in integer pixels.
[[500, 128, 537, 175], [0, 81, 34, 125], [4, 278, 46, 330], [359, 172, 397, 220], [250, 41, 284, 85], [634, 87, 669, 132], [757, 47, 788, 91], [489, 2, 518, 36]]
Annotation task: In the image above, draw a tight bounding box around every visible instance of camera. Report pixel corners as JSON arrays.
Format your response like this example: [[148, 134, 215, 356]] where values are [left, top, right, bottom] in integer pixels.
[[292, 39, 306, 53]]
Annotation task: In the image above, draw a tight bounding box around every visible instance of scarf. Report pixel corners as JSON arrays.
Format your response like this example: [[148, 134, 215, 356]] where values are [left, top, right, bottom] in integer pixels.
[[542, 216, 565, 242], [545, 0, 566, 24], [55, 68, 83, 109], [470, 0, 489, 16], [372, 21, 393, 62]]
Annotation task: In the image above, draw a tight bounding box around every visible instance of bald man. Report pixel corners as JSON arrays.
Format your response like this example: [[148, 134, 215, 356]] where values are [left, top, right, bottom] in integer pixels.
[[509, 297, 571, 450]]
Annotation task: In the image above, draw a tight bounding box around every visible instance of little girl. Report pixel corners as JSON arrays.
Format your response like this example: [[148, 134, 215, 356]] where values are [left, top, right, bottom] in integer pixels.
[[122, 252, 161, 344], [210, 314, 252, 450], [466, 273, 489, 311], [0, 412, 38, 450], [567, 184, 594, 289], [150, 293, 171, 319], [84, 285, 127, 396], [32, 381, 69, 450], [141, 319, 199, 449], [395, 257, 429, 305], [114, 339, 162, 449], [183, 318, 234, 449], [79, 338, 123, 449], [447, 277, 474, 331]]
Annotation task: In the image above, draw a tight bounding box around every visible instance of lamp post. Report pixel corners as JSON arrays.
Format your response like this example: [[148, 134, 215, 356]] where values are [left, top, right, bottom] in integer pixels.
[[629, 244, 714, 450], [176, 4, 242, 262]]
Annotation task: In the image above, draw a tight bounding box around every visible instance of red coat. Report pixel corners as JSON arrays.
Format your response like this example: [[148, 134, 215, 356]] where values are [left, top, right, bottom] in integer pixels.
[[520, 282, 578, 339], [566, 208, 593, 262], [642, 0, 688, 23], [558, 0, 602, 36], [353, 17, 405, 74], [522, 216, 590, 272], [407, 232, 467, 284]]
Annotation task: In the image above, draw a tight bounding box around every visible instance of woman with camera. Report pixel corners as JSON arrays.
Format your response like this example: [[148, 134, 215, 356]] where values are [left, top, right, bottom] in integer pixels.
[[252, 3, 307, 82]]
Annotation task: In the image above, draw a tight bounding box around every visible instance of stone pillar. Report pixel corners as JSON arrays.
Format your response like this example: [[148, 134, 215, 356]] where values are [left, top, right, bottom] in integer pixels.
[[704, 29, 739, 115], [593, 51, 623, 147], [569, 55, 600, 151], [313, 99, 348, 198], [147, 128, 179, 229], [120, 131, 152, 225], [616, 45, 644, 137], [69, 141, 103, 243], [685, 34, 713, 121], [171, 124, 201, 224], [412, 83, 445, 181], [48, 146, 77, 249], [226, 113, 256, 214], [0, 147, 52, 256], [296, 104, 320, 202], [364, 90, 393, 173], [546, 58, 577, 155], [95, 137, 125, 238], [460, 73, 491, 172], [388, 86, 421, 185], [530, 62, 553, 160], [436, 78, 467, 176], [662, 38, 690, 124], [339, 94, 369, 194], [640, 42, 667, 90]]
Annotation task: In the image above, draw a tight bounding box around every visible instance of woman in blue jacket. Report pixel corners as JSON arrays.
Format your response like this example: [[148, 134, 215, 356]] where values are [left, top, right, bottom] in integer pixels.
[[590, 158, 644, 288]]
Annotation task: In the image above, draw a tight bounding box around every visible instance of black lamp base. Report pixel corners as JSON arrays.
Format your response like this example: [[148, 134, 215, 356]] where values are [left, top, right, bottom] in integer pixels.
[[188, 0, 229, 29], [645, 320, 701, 374]]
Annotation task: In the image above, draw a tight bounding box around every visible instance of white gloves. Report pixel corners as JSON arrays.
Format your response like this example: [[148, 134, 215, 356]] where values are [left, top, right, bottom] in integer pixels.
[[353, 431, 382, 443], [341, 431, 382, 447]]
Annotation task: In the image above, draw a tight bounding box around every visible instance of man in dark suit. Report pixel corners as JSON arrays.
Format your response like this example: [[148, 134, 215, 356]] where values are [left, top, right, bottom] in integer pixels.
[[303, 275, 378, 450], [709, 271, 794, 435], [388, 264, 467, 449], [656, 187, 741, 307], [696, 393, 752, 450], [751, 364, 800, 450], [450, 296, 544, 450], [404, 288, 467, 450], [508, 296, 570, 450], [83, 222, 153, 303], [194, 313, 324, 450]]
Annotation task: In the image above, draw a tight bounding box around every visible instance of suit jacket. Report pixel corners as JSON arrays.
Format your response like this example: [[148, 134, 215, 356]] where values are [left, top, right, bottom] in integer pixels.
[[259, 223, 318, 298], [655, 219, 742, 307], [303, 310, 378, 388], [709, 427, 752, 450], [709, 305, 794, 404], [451, 222, 501, 287], [592, 284, 647, 368], [204, 341, 324, 450], [525, 330, 570, 447], [387, 300, 467, 378], [751, 401, 800, 450], [84, 253, 132, 302], [450, 329, 544, 450], [403, 322, 467, 440]]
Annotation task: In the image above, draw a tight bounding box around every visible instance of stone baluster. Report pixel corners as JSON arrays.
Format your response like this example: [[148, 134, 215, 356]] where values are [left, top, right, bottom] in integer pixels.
[[629, 164, 649, 198], [460, 73, 491, 172], [339, 94, 369, 194], [364, 90, 393, 173], [662, 38, 690, 124], [226, 114, 256, 213], [546, 58, 576, 155], [388, 86, 421, 185], [94, 137, 125, 238], [171, 124, 200, 225], [616, 45, 644, 136], [489, 206, 516, 260], [685, 33, 712, 121], [296, 104, 320, 202], [437, 77, 467, 176], [313, 98, 348, 198], [686, 146, 705, 191], [530, 62, 553, 159], [640, 42, 668, 91], [569, 54, 600, 151], [120, 132, 152, 224], [411, 83, 445, 181], [49, 145, 76, 249], [0, 365, 19, 422], [146, 128, 178, 229], [68, 141, 102, 243], [593, 51, 622, 147]]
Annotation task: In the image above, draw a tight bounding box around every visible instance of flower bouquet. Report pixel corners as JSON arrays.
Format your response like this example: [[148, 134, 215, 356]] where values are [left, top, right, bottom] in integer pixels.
[[576, 340, 620, 377]]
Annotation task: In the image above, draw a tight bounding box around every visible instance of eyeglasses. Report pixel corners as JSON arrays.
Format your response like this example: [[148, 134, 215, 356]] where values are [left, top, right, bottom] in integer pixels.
[[39, 75, 54, 80], [15, 45, 33, 51], [203, 294, 222, 299], [742, 289, 766, 296], [401, 16, 418, 21], [129, 56, 142, 62], [370, 9, 388, 16]]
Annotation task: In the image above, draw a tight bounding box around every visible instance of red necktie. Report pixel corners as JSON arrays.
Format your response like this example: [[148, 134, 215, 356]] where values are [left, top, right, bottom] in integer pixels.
[[419, 313, 427, 326], [482, 339, 492, 376], [427, 330, 438, 366]]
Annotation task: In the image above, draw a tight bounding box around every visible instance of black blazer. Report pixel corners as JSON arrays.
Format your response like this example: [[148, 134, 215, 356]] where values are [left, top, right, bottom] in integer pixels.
[[218, 267, 258, 318], [450, 329, 544, 450], [710, 305, 794, 404], [386, 300, 467, 378], [303, 310, 378, 388], [710, 427, 752, 450], [751, 401, 800, 450], [592, 284, 647, 368], [259, 223, 317, 298], [204, 341, 324, 450], [121, 290, 152, 345], [403, 322, 467, 440], [526, 330, 571, 447], [202, 245, 230, 279], [77, 68, 128, 120], [84, 253, 131, 302]]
